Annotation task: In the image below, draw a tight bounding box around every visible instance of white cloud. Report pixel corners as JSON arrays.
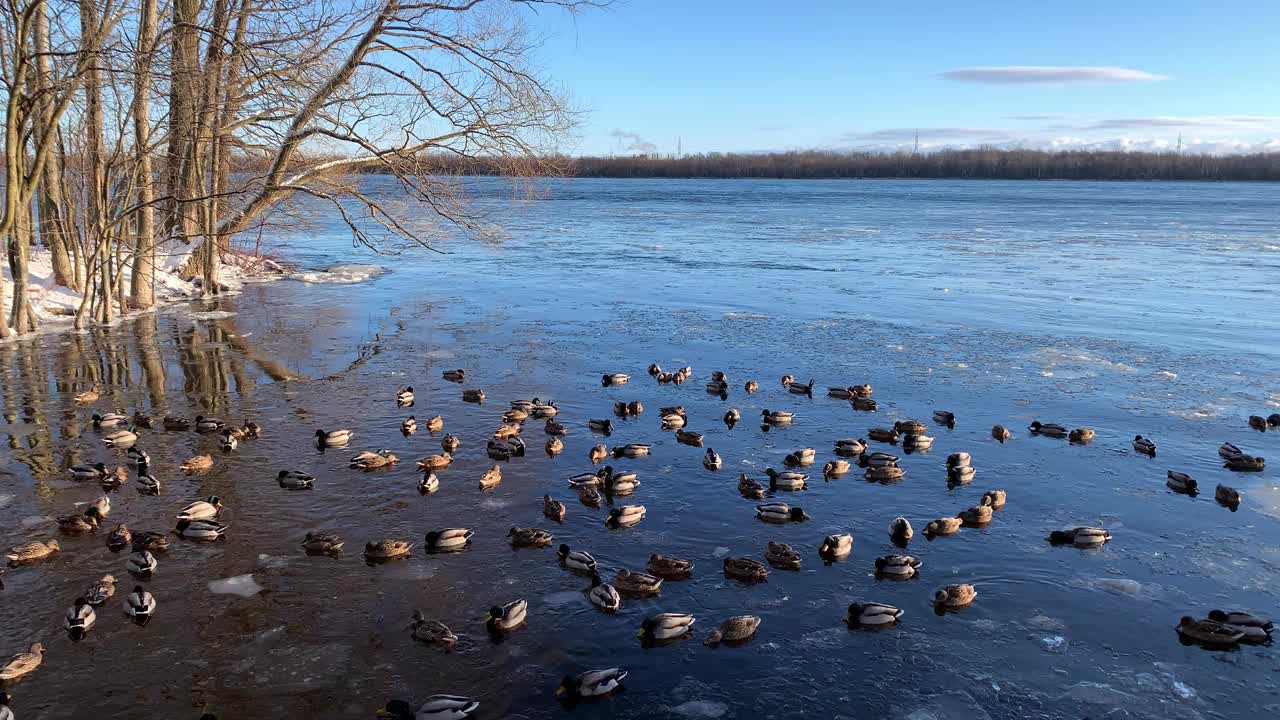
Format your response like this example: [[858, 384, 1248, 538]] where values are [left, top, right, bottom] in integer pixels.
[[942, 66, 1167, 84], [609, 129, 658, 154]]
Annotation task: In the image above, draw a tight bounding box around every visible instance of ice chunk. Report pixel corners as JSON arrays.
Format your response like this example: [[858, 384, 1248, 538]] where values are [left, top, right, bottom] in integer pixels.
[[208, 574, 263, 597]]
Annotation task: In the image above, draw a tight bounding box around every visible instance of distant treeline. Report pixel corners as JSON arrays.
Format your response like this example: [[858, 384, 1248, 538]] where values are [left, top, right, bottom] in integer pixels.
[[336, 149, 1280, 181]]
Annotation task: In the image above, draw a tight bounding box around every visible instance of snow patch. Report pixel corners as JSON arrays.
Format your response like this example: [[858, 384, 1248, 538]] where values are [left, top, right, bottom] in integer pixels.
[[289, 264, 385, 285]]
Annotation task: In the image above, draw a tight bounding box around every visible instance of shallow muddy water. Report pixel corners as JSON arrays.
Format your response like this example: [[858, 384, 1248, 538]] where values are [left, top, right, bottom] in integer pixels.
[[2, 178, 1279, 719]]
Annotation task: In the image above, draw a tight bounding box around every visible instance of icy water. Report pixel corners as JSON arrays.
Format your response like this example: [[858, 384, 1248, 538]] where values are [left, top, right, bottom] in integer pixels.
[[3, 178, 1280, 720]]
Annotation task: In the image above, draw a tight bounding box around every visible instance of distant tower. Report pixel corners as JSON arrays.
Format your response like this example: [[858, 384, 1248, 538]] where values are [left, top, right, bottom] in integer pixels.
[[677, 137, 682, 158], [1177, 133, 1182, 154], [913, 130, 919, 155]]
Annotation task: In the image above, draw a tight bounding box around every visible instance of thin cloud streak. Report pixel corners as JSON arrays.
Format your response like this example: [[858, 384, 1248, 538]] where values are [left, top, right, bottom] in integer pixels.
[[942, 66, 1167, 84]]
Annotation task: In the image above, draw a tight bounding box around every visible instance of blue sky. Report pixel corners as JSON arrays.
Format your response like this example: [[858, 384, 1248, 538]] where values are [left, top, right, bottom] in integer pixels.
[[530, 0, 1280, 154]]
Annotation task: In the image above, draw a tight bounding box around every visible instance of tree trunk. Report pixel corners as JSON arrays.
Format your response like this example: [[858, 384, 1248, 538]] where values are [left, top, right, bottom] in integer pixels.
[[129, 0, 158, 307], [33, 3, 75, 290], [166, 0, 201, 255], [81, 0, 109, 323]]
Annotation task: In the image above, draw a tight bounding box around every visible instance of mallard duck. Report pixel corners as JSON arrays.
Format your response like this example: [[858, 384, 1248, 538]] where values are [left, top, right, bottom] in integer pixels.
[[543, 495, 566, 521], [557, 544, 597, 572], [1249, 415, 1268, 431], [787, 378, 814, 396], [504, 407, 530, 424], [544, 419, 568, 437], [981, 489, 1007, 509], [568, 470, 603, 489], [852, 396, 879, 411], [415, 471, 439, 493], [1176, 616, 1243, 647], [131, 411, 154, 428], [783, 375, 796, 388], [0, 643, 45, 680], [410, 610, 458, 648], [442, 369, 466, 382], [1219, 442, 1243, 459], [177, 496, 221, 521], [861, 451, 900, 469], [827, 386, 856, 399], [601, 373, 629, 386], [710, 370, 728, 383], [648, 363, 663, 376], [889, 517, 913, 544], [673, 429, 703, 447], [1205, 612, 1271, 642], [638, 613, 695, 641], [1207, 610, 1273, 632], [492, 422, 521, 440], [130, 531, 169, 553], [545, 437, 564, 456], [723, 556, 768, 582], [902, 433, 934, 451], [585, 418, 614, 435], [126, 549, 158, 574], [606, 505, 646, 529], [278, 470, 315, 490], [1133, 435, 1156, 456], [875, 554, 921, 579], [704, 615, 761, 646], [1226, 454, 1265, 472], [438, 433, 460, 453], [486, 439, 513, 461], [765, 541, 802, 569], [1029, 421, 1067, 438], [74, 388, 100, 404], [178, 454, 214, 476], [602, 467, 639, 495], [424, 529, 473, 553], [1166, 471, 1198, 494], [106, 524, 131, 551], [647, 553, 693, 578], [315, 428, 354, 447], [68, 462, 109, 481], [613, 568, 662, 595], [461, 388, 486, 404], [613, 443, 653, 461], [845, 383, 870, 398], [176, 519, 229, 541], [556, 668, 628, 699], [701, 448, 723, 470], [958, 504, 992, 526], [364, 539, 413, 560], [946, 452, 971, 468], [416, 415, 442, 434], [612, 401, 629, 417], [396, 387, 415, 407], [894, 420, 927, 435], [765, 468, 807, 491], [136, 469, 160, 494], [738, 473, 766, 499], [1215, 484, 1241, 507], [786, 447, 817, 465], [660, 412, 687, 429], [823, 459, 851, 478], [477, 464, 503, 490], [1045, 527, 1111, 547], [122, 586, 156, 622], [194, 415, 224, 433], [625, 400, 644, 416], [162, 415, 191, 431], [508, 527, 553, 548], [582, 444, 606, 466], [932, 410, 956, 427], [934, 583, 977, 608], [819, 533, 853, 560], [126, 446, 151, 467], [924, 517, 963, 537], [102, 427, 139, 447], [744, 380, 759, 393], [761, 409, 794, 424], [867, 428, 900, 444], [65, 597, 97, 638], [588, 574, 621, 612], [706, 379, 729, 394], [866, 465, 905, 483], [756, 502, 808, 523], [947, 465, 976, 485], [417, 453, 453, 471], [834, 438, 867, 457], [1068, 427, 1095, 444], [85, 574, 116, 605], [87, 495, 111, 517], [378, 697, 478, 720], [301, 532, 344, 554], [93, 412, 128, 427], [58, 508, 101, 534], [846, 602, 904, 626], [484, 599, 527, 634]]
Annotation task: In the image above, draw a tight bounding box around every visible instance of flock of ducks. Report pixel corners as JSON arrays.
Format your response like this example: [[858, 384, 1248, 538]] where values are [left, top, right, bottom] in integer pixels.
[[1, 365, 1275, 720]]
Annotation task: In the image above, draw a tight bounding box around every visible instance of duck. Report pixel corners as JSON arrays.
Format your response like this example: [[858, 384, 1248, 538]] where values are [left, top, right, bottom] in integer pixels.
[[492, 422, 521, 440], [724, 408, 741, 425], [1215, 484, 1241, 507], [675, 429, 704, 446], [162, 415, 191, 431], [744, 380, 759, 393], [765, 541, 802, 569], [130, 531, 169, 553], [315, 428, 354, 447], [648, 363, 662, 376], [932, 410, 956, 427], [588, 418, 615, 435], [508, 527, 553, 548], [219, 433, 238, 453], [647, 553, 693, 579], [194, 416, 224, 433], [93, 412, 128, 427], [786, 447, 817, 465], [818, 533, 853, 560], [102, 427, 139, 447], [544, 418, 568, 436], [74, 388, 100, 403], [889, 517, 913, 544], [991, 425, 1011, 443], [605, 505, 646, 529], [603, 468, 640, 495], [1028, 421, 1068, 438], [543, 495, 566, 521], [85, 574, 116, 605], [710, 370, 728, 383], [703, 448, 723, 470], [786, 378, 814, 396], [846, 602, 904, 627], [1225, 454, 1265, 472], [589, 574, 621, 612], [765, 468, 807, 491], [612, 443, 651, 458], [934, 583, 977, 609], [555, 668, 628, 700], [65, 597, 96, 638], [557, 544, 597, 572], [958, 504, 993, 526], [438, 433, 460, 453], [704, 615, 762, 646], [761, 409, 795, 424], [945, 464, 976, 485], [542, 436, 564, 457], [396, 387, 414, 407], [177, 496, 222, 521], [859, 451, 899, 468], [823, 459, 851, 478], [946, 452, 971, 468], [126, 549, 158, 575], [424, 529, 473, 553], [865, 465, 905, 483], [484, 599, 527, 634], [1270, 413, 1280, 428], [532, 400, 559, 418], [364, 539, 413, 560], [277, 470, 315, 490], [1219, 442, 1243, 459], [757, 502, 809, 523], [136, 469, 160, 494], [68, 462, 109, 481], [478, 464, 503, 490], [852, 396, 879, 411], [87, 495, 111, 517], [612, 401, 629, 417], [442, 369, 466, 382], [58, 508, 101, 534], [624, 400, 643, 415], [106, 524, 132, 551], [0, 643, 45, 680], [131, 411, 153, 428], [1206, 609, 1273, 634], [601, 373, 629, 386], [486, 439, 514, 461], [378, 697, 478, 720], [568, 470, 603, 489], [723, 557, 769, 582], [503, 407, 529, 424], [416, 453, 453, 471], [176, 519, 229, 541], [410, 611, 458, 648], [981, 489, 1007, 509], [924, 517, 963, 537], [301, 532, 344, 554], [867, 427, 900, 444], [834, 438, 867, 457], [875, 555, 921, 579], [827, 386, 857, 399], [638, 613, 695, 641], [1133, 435, 1156, 456], [1175, 616, 1243, 647], [705, 379, 729, 394], [613, 568, 662, 595], [894, 419, 927, 435], [1068, 428, 1095, 444], [1045, 527, 1111, 548], [127, 446, 151, 467], [1166, 471, 1198, 494], [738, 474, 766, 499], [902, 433, 934, 451], [1249, 415, 1268, 431], [414, 415, 441, 434], [661, 412, 687, 429]]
